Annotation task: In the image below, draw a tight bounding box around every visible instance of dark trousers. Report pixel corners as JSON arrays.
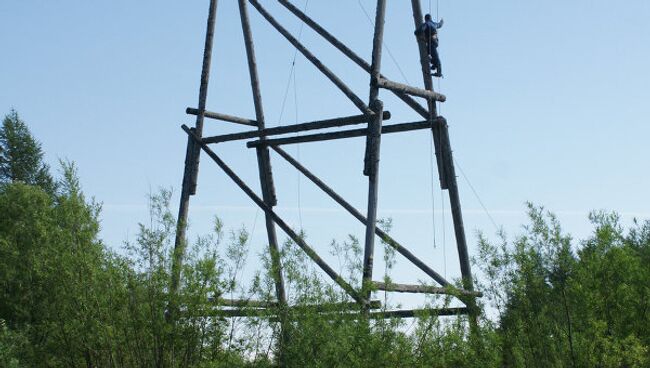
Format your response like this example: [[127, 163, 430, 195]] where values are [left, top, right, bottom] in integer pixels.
[[427, 41, 441, 72]]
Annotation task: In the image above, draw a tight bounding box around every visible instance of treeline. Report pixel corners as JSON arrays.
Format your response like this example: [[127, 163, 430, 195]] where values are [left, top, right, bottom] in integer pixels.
[[0, 110, 648, 367]]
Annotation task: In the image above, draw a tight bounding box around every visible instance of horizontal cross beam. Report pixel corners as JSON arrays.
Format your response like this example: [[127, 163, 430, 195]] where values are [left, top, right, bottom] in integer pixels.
[[376, 78, 446, 102], [373, 282, 483, 297], [186, 107, 258, 127], [369, 307, 469, 319], [208, 306, 468, 319], [247, 119, 439, 148], [202, 111, 391, 144], [182, 125, 364, 304], [206, 300, 383, 318]]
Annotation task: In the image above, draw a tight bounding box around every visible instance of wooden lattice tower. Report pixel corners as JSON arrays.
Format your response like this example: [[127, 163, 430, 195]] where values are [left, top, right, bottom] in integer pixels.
[[171, 0, 481, 329]]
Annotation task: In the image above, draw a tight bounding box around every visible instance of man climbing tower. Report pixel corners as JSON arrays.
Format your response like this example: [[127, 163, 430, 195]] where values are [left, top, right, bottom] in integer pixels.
[[414, 14, 444, 77]]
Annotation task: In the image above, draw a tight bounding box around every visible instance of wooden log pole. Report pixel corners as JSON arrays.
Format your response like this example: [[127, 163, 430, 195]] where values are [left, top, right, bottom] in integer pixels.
[[170, 0, 218, 316], [362, 100, 384, 305], [361, 0, 387, 308], [440, 123, 476, 297], [272, 146, 452, 288], [277, 0, 429, 119], [372, 282, 482, 297], [368, 307, 469, 319], [376, 77, 446, 102], [248, 0, 372, 114], [237, 1, 288, 358], [182, 125, 364, 304], [186, 108, 258, 127], [202, 111, 391, 144], [247, 120, 436, 148]]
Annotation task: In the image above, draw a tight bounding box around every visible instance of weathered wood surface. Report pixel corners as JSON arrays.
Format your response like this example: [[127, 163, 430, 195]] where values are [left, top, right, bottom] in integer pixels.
[[208, 298, 383, 310], [209, 298, 277, 308], [183, 125, 364, 304], [237, 3, 287, 358], [372, 282, 482, 297], [249, 0, 372, 115], [368, 307, 469, 319], [186, 107, 258, 127], [202, 111, 391, 144], [361, 0, 387, 307], [376, 77, 446, 102], [247, 119, 438, 148], [440, 122, 476, 297], [272, 146, 452, 288], [277, 0, 429, 119], [362, 99, 385, 305], [171, 0, 219, 313], [239, 0, 278, 207]]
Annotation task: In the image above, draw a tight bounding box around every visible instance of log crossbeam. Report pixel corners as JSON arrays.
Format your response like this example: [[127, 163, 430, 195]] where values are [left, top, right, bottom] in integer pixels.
[[186, 107, 258, 127], [202, 111, 391, 144], [210, 306, 469, 319], [208, 299, 382, 311], [373, 282, 483, 297], [376, 77, 446, 102], [247, 119, 441, 148]]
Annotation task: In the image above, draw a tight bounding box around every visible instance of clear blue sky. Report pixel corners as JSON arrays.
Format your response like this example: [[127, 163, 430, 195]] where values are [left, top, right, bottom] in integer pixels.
[[2, 1, 649, 302]]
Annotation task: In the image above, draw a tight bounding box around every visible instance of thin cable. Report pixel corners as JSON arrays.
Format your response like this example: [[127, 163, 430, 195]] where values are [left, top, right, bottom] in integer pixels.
[[293, 59, 304, 230], [441, 187, 447, 279], [428, 136, 437, 249], [277, 0, 310, 125], [436, 0, 439, 21], [356, 0, 411, 85], [454, 158, 500, 232]]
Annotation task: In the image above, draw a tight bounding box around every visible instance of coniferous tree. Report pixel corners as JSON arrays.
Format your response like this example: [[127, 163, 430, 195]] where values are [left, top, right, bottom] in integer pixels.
[[0, 109, 54, 193]]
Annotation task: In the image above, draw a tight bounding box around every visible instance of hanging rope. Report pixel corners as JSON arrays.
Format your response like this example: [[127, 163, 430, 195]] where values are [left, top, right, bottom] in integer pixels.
[[276, 0, 309, 125], [276, 0, 309, 230], [455, 158, 500, 232], [428, 134, 437, 249], [293, 56, 304, 230]]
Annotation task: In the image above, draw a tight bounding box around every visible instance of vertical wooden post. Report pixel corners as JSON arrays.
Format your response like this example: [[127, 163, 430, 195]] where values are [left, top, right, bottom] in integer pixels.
[[362, 0, 387, 307], [440, 119, 479, 327], [362, 100, 384, 304], [411, 0, 479, 327], [170, 0, 218, 311], [238, 0, 289, 363]]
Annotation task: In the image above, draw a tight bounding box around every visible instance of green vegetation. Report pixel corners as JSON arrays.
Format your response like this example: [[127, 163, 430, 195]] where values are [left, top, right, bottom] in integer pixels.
[[1, 110, 648, 367]]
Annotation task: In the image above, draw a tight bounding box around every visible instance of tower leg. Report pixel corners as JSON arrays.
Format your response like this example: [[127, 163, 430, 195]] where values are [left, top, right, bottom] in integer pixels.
[[362, 0, 387, 307], [438, 119, 479, 328], [238, 0, 288, 364], [170, 0, 218, 319]]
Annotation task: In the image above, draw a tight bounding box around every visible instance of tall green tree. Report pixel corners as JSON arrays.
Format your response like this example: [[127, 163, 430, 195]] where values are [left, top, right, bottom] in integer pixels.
[[0, 110, 54, 193]]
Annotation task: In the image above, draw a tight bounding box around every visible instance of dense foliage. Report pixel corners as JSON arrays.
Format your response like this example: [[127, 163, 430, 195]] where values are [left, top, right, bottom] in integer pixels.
[[1, 111, 648, 367]]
